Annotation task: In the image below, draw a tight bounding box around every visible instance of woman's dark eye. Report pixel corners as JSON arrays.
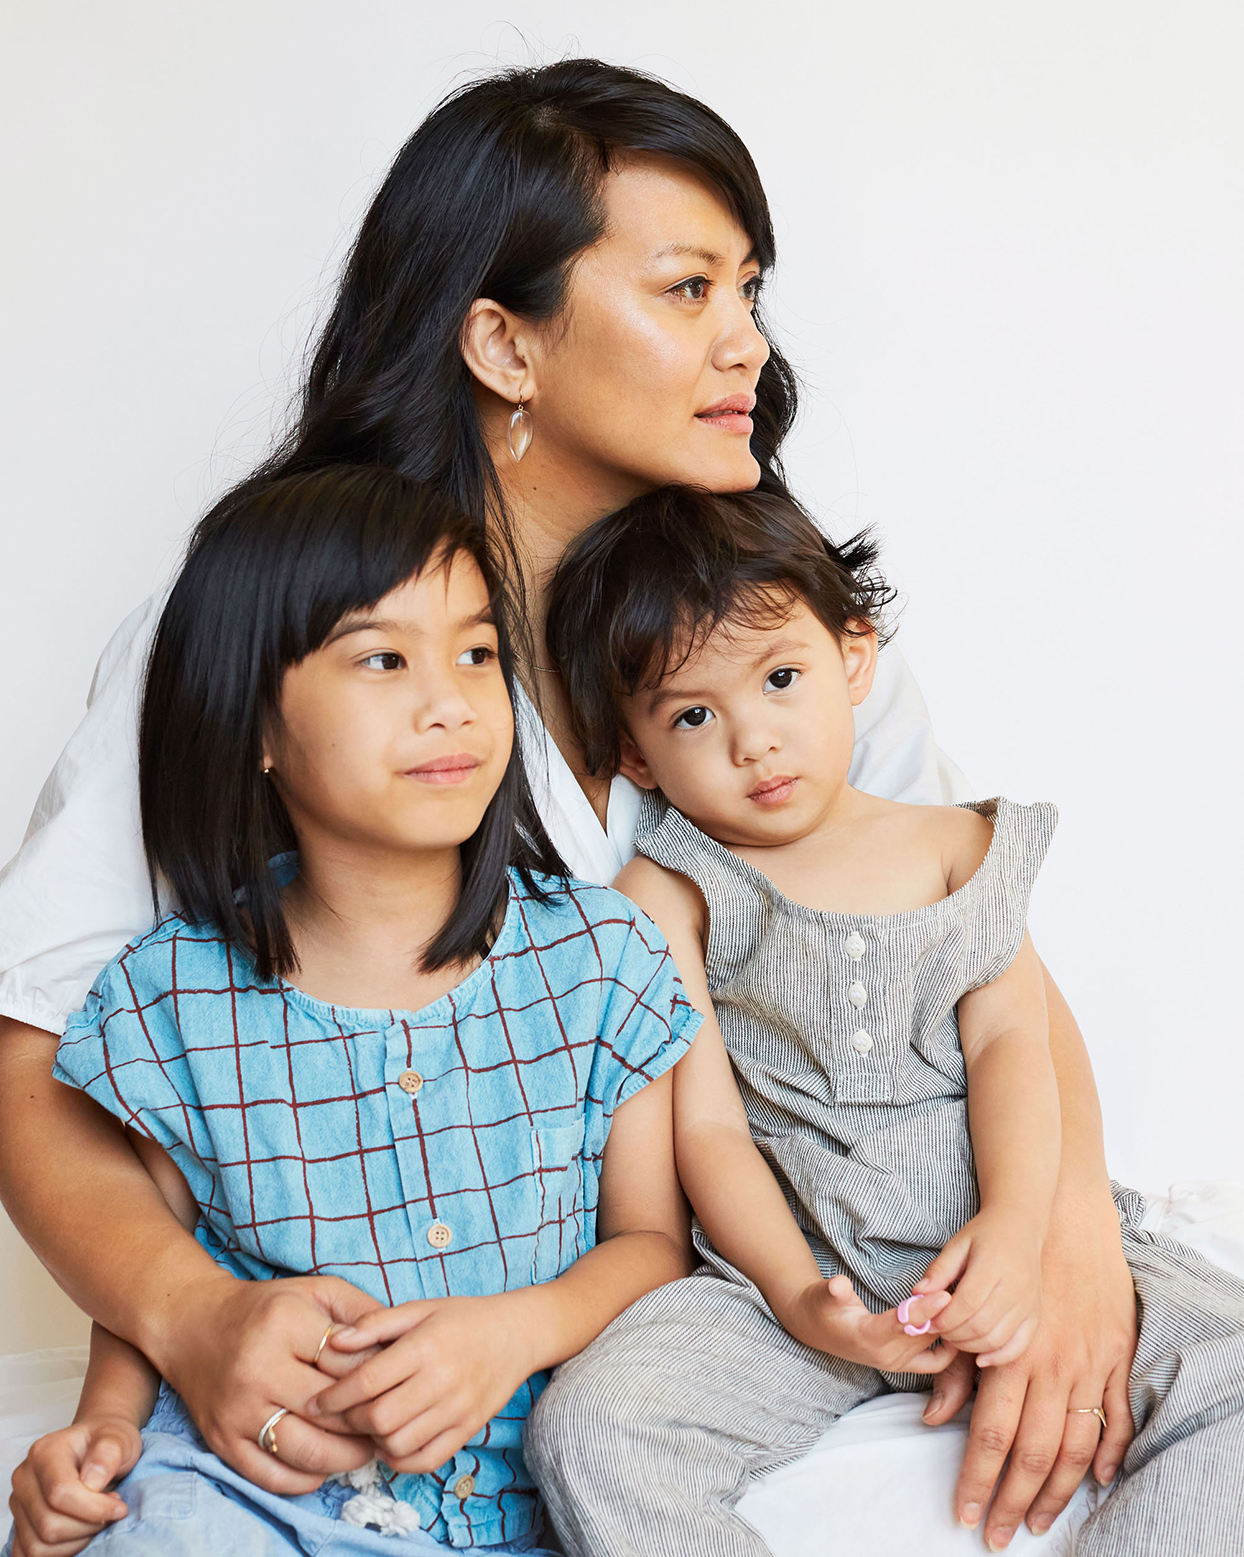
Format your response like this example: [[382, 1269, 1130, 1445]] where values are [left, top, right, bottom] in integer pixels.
[[765, 667, 799, 692], [741, 274, 764, 303], [671, 276, 709, 302], [673, 705, 714, 729], [360, 651, 404, 671]]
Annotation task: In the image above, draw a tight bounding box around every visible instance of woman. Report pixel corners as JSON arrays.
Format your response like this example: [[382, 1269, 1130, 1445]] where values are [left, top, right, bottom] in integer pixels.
[[0, 59, 1149, 1552]]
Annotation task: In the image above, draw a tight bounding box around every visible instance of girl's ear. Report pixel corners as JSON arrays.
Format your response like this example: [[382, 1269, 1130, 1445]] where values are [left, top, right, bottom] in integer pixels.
[[461, 298, 536, 405], [842, 621, 879, 708], [617, 730, 660, 791]]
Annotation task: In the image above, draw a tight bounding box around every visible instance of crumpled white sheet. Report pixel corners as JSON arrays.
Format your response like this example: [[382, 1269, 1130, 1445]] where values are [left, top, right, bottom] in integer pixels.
[[2, 1182, 1242, 1556]]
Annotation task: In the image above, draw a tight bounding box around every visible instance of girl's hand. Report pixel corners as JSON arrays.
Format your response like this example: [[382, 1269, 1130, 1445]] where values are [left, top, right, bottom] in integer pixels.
[[157, 1271, 383, 1493], [915, 1207, 1045, 1367], [921, 1201, 1136, 1549], [781, 1276, 959, 1375], [309, 1295, 538, 1474], [8, 1417, 140, 1557]]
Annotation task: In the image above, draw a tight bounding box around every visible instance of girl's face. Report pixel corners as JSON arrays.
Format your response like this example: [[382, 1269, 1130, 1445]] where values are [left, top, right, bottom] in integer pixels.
[[263, 551, 513, 863], [616, 598, 877, 850], [468, 155, 772, 517]]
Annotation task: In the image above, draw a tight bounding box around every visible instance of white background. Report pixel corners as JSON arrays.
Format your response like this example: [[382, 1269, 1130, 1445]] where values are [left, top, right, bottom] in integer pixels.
[[2, 2, 1241, 1352]]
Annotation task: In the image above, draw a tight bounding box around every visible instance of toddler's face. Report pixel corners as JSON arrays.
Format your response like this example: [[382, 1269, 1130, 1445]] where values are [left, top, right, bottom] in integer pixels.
[[618, 596, 876, 849], [263, 550, 514, 860]]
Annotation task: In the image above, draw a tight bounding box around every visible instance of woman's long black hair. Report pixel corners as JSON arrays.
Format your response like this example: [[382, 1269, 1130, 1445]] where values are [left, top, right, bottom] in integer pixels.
[[207, 58, 799, 583], [141, 466, 565, 981]]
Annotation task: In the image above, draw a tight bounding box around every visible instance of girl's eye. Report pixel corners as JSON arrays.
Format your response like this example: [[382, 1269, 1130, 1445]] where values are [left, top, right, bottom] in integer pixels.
[[669, 275, 709, 303], [765, 666, 799, 692], [740, 274, 764, 304], [673, 705, 715, 730], [457, 645, 495, 667], [359, 651, 404, 671]]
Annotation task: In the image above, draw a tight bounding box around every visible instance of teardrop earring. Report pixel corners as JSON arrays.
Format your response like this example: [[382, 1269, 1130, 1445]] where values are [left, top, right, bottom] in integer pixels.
[[507, 398, 533, 463]]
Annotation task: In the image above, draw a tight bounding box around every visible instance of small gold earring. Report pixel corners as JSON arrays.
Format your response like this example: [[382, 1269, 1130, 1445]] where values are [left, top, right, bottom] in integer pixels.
[[262, 765, 273, 775], [507, 398, 533, 463]]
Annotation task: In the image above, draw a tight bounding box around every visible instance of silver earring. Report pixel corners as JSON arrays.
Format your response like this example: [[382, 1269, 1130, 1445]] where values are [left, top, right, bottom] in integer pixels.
[[507, 398, 533, 463]]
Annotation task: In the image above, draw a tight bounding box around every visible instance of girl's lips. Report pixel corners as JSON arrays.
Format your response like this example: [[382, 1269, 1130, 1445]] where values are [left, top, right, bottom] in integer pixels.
[[403, 754, 481, 785], [748, 775, 797, 807]]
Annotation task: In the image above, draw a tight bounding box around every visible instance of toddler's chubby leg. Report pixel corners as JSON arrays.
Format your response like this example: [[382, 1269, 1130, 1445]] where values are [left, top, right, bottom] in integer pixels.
[[1076, 1186, 1244, 1557], [524, 1268, 882, 1557]]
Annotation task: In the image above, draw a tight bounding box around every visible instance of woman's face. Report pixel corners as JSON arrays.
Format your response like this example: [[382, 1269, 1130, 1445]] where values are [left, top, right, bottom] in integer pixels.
[[492, 156, 773, 515]]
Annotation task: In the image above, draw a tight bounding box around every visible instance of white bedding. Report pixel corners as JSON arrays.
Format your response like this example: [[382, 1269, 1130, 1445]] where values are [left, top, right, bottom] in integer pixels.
[[4, 1181, 1243, 1554]]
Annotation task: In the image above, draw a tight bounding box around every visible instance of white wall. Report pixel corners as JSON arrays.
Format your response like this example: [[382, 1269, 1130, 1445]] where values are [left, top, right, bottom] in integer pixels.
[[2, 1, 1241, 1353]]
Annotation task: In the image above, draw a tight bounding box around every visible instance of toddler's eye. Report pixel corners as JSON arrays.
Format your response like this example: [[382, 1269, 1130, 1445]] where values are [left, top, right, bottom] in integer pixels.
[[673, 706, 715, 730], [765, 666, 799, 692], [359, 651, 404, 671], [457, 645, 496, 667]]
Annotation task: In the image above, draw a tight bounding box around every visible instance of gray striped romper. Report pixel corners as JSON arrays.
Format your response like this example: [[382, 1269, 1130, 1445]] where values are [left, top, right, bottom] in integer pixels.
[[526, 798, 1244, 1555]]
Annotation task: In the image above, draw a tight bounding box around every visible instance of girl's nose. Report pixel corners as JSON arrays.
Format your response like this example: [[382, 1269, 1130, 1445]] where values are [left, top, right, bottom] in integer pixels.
[[412, 673, 475, 733]]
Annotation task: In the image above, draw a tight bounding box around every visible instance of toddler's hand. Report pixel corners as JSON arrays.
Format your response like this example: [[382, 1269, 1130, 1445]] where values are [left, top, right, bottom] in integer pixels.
[[8, 1417, 141, 1557], [783, 1276, 958, 1375], [309, 1295, 537, 1475], [914, 1207, 1044, 1366]]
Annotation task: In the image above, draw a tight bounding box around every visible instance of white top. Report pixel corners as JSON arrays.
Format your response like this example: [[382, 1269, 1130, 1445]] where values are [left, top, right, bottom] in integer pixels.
[[0, 595, 972, 1035]]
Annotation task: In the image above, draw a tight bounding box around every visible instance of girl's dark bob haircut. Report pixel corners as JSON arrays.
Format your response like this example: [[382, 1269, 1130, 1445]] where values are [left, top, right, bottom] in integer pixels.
[[545, 485, 895, 779], [140, 466, 565, 981]]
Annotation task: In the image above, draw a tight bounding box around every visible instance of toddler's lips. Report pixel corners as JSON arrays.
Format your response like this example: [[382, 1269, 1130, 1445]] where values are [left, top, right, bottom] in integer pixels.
[[748, 775, 797, 806], [403, 754, 481, 786]]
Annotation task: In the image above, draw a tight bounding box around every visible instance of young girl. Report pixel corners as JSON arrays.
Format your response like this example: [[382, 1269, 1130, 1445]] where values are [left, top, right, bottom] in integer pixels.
[[523, 485, 1244, 1556], [3, 466, 703, 1556]]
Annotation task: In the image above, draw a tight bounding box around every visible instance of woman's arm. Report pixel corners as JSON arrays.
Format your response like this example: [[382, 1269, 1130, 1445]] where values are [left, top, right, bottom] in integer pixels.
[[0, 1018, 383, 1493]]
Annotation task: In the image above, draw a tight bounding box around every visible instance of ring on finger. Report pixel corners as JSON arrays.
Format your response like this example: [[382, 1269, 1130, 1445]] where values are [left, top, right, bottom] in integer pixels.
[[312, 1322, 337, 1367], [258, 1407, 289, 1456], [1067, 1406, 1108, 1433]]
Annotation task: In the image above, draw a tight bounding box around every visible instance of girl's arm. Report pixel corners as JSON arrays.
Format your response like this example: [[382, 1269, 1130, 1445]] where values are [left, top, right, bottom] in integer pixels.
[[913, 933, 1061, 1363], [311, 1062, 697, 1473], [7, 1326, 155, 1557]]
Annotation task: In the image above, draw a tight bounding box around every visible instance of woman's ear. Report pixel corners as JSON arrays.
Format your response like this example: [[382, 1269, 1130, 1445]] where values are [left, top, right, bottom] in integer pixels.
[[842, 621, 879, 707], [461, 298, 535, 404], [617, 730, 660, 791]]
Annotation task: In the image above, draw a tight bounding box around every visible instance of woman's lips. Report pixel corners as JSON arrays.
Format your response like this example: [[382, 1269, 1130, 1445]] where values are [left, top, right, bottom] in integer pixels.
[[748, 775, 797, 807], [403, 754, 482, 785], [695, 394, 755, 435]]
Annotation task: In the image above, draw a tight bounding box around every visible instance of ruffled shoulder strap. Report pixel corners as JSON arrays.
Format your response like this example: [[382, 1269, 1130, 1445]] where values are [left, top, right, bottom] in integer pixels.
[[956, 797, 1058, 991]]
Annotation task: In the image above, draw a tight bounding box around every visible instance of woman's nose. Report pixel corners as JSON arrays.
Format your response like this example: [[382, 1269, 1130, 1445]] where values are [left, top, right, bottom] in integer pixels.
[[713, 295, 771, 376]]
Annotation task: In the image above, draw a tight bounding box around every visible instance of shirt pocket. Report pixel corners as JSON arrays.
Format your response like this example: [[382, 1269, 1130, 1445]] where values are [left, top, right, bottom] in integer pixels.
[[529, 1116, 587, 1284]]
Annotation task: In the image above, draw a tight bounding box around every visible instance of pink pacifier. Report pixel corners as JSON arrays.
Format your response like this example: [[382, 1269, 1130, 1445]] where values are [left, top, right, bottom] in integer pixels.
[[896, 1296, 932, 1336]]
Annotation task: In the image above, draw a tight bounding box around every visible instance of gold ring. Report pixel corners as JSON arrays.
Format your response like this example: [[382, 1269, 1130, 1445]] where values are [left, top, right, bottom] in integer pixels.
[[1068, 1406, 1108, 1432], [258, 1407, 289, 1456], [312, 1323, 337, 1367]]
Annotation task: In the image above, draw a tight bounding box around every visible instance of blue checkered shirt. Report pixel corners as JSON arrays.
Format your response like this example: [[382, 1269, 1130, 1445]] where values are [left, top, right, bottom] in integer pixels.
[[54, 870, 701, 1548]]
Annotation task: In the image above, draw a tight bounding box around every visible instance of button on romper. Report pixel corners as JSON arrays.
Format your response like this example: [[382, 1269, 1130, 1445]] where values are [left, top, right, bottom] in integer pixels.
[[527, 799, 1244, 1557]]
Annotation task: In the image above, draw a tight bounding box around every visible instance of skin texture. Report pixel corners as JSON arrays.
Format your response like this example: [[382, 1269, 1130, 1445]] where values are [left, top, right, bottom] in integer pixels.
[[1, 154, 1137, 1552]]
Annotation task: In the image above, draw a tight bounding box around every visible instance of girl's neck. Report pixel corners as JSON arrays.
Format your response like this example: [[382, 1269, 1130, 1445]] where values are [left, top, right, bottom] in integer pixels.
[[281, 838, 477, 1013]]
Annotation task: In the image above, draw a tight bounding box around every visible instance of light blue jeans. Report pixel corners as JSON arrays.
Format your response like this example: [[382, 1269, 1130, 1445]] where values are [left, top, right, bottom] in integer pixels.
[[4, 1395, 557, 1556]]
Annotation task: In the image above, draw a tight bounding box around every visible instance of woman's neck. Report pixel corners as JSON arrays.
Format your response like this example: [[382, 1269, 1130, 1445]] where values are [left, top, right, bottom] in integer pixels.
[[281, 838, 475, 1012]]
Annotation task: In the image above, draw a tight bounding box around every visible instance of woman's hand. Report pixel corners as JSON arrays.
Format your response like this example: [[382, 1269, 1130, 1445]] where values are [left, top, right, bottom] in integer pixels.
[[922, 1198, 1137, 1549], [781, 1276, 959, 1376], [309, 1294, 540, 1475], [154, 1270, 384, 1493], [8, 1418, 140, 1557]]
